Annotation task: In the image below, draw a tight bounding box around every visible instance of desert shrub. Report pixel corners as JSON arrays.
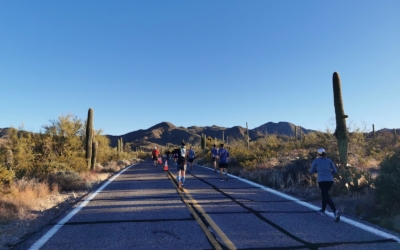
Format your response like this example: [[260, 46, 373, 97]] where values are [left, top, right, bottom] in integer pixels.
[[0, 164, 15, 187], [101, 161, 121, 173], [333, 165, 373, 196], [117, 159, 131, 167], [47, 171, 88, 191], [375, 151, 400, 216], [284, 153, 315, 187], [0, 178, 54, 221]]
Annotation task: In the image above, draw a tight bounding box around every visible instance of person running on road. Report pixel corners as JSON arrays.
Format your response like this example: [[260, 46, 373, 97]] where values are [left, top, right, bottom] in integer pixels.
[[151, 146, 160, 167], [187, 146, 195, 173], [173, 152, 178, 165], [310, 148, 342, 222], [211, 144, 219, 173], [218, 143, 229, 181], [177, 142, 188, 189]]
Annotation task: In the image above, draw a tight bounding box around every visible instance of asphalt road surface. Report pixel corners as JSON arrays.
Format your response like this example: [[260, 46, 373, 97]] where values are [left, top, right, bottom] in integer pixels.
[[18, 160, 400, 250]]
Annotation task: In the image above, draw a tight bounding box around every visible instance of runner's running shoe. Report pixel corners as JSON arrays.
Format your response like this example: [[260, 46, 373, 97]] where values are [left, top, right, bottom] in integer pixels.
[[317, 209, 325, 216], [334, 210, 342, 222]]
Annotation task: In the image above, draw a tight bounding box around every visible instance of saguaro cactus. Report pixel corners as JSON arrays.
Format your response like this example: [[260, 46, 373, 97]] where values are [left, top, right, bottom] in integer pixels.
[[372, 124, 375, 138], [333, 72, 349, 166], [117, 138, 122, 154], [299, 126, 303, 141], [201, 133, 206, 150], [85, 108, 94, 169], [246, 122, 249, 149], [5, 150, 13, 170], [91, 141, 98, 169], [222, 131, 224, 143]]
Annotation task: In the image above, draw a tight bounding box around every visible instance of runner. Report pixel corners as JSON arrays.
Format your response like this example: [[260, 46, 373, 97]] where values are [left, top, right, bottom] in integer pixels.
[[218, 143, 229, 181], [187, 146, 195, 173], [177, 142, 188, 190], [151, 146, 160, 167], [173, 152, 178, 165], [310, 148, 342, 222], [211, 144, 219, 173]]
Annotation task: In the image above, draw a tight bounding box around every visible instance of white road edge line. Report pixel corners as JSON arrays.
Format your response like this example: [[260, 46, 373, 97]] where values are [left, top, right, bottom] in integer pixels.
[[28, 164, 137, 250], [196, 164, 400, 243]]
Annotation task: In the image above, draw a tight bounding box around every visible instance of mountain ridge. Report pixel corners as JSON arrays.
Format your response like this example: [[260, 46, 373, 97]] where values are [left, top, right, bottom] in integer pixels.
[[106, 121, 315, 148]]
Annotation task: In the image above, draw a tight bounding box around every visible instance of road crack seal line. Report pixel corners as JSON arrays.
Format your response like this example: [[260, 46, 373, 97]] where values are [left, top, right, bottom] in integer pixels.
[[166, 170, 235, 250], [58, 218, 194, 226]]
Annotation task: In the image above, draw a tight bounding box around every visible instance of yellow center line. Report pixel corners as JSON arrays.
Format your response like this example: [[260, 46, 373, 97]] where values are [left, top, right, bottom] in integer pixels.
[[167, 171, 237, 250]]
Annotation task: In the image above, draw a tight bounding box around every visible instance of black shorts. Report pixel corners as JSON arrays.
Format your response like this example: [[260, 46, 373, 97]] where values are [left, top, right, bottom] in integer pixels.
[[219, 163, 228, 169], [152, 156, 158, 161], [177, 163, 186, 171], [212, 157, 217, 162], [188, 158, 194, 163]]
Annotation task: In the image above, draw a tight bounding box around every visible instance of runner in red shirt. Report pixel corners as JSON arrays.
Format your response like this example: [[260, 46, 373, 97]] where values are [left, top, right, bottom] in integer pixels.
[[151, 146, 160, 167]]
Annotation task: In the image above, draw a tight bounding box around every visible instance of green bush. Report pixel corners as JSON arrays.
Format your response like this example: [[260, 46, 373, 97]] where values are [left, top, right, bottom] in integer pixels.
[[0, 164, 15, 187], [375, 151, 400, 215]]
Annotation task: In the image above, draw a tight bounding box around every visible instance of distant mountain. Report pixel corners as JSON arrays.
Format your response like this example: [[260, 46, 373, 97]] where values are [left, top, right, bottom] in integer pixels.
[[105, 121, 316, 149], [3, 123, 395, 150], [253, 122, 313, 137]]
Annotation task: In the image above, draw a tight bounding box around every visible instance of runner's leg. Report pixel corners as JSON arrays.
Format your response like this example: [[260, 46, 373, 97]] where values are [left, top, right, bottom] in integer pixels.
[[182, 165, 186, 186]]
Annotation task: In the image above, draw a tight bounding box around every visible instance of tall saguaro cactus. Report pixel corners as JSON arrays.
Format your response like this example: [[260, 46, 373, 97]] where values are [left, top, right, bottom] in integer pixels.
[[333, 72, 349, 166], [373, 124, 375, 138], [117, 138, 123, 154], [246, 122, 249, 149], [85, 108, 94, 169], [91, 141, 98, 169], [201, 133, 206, 150], [5, 150, 13, 170], [299, 126, 302, 141]]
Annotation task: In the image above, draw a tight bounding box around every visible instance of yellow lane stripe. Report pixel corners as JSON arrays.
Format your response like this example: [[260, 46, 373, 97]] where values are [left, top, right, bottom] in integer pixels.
[[166, 172, 222, 250], [167, 171, 237, 250]]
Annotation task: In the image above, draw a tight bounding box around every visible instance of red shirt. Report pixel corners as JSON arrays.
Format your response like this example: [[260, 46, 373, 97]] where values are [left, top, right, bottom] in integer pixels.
[[152, 149, 160, 157]]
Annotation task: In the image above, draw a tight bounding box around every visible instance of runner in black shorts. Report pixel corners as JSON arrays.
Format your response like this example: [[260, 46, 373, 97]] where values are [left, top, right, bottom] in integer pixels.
[[211, 144, 219, 173], [177, 143, 188, 189], [187, 146, 195, 173], [218, 143, 229, 181]]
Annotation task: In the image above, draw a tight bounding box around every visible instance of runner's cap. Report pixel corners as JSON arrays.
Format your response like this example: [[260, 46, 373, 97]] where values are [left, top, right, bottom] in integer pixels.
[[317, 148, 325, 155]]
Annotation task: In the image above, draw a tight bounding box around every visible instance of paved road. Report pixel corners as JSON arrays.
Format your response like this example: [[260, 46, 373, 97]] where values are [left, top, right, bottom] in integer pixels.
[[18, 160, 400, 250]]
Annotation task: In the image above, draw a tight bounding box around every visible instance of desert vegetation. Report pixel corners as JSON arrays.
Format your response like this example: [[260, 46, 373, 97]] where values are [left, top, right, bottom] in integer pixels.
[[0, 112, 143, 223]]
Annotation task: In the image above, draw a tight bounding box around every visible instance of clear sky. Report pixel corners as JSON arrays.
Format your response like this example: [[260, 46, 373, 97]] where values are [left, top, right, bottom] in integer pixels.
[[1, 1, 399, 135]]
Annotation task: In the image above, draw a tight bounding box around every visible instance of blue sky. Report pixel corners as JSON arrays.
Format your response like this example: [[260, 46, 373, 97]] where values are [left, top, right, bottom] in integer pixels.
[[1, 1, 399, 135]]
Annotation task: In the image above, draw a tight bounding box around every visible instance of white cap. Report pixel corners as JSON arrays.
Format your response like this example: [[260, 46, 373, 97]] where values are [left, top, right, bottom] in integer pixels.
[[154, 146, 157, 149], [317, 148, 325, 155]]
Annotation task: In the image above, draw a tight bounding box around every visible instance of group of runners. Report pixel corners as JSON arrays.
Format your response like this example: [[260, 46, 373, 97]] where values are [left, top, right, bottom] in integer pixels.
[[152, 143, 341, 222], [151, 142, 230, 189]]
